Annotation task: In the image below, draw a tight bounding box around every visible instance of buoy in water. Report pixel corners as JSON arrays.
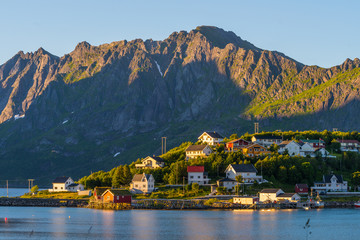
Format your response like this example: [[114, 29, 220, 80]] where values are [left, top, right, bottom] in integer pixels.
[[5, 217, 8, 222], [69, 216, 71, 219]]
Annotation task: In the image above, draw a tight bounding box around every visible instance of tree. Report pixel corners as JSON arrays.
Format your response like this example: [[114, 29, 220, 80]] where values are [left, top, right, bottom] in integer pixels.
[[235, 174, 243, 195], [112, 166, 124, 188], [122, 165, 132, 185], [216, 186, 227, 195], [191, 183, 199, 193], [229, 134, 239, 140], [30, 185, 39, 194], [352, 171, 360, 191]]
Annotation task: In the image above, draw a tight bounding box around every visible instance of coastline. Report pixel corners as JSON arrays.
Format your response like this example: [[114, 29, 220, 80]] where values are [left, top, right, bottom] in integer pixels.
[[0, 197, 356, 210]]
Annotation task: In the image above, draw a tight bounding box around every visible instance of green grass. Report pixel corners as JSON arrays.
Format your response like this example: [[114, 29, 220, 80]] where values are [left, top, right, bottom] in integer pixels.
[[21, 190, 90, 199], [245, 67, 360, 117]]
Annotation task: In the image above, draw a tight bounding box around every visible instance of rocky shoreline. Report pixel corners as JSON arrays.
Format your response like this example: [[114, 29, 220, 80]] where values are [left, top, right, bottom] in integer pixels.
[[0, 198, 357, 210], [0, 198, 88, 207]]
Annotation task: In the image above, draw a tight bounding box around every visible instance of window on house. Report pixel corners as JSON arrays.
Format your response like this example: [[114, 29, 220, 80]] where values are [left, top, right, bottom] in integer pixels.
[[143, 185, 145, 188], [55, 187, 57, 189], [198, 176, 200, 178], [190, 176, 194, 179], [61, 187, 63, 189], [107, 196, 110, 200], [135, 185, 138, 188]]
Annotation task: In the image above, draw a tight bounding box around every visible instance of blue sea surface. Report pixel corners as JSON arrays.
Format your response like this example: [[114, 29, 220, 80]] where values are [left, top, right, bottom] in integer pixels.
[[0, 207, 358, 239], [0, 188, 30, 197]]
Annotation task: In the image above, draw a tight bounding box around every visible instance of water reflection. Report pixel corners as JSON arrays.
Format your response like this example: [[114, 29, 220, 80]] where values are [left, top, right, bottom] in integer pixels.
[[101, 210, 115, 238], [1, 208, 360, 239]]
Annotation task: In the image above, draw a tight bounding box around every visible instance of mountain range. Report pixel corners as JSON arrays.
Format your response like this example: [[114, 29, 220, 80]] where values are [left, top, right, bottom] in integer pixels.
[[1, 26, 359, 184]]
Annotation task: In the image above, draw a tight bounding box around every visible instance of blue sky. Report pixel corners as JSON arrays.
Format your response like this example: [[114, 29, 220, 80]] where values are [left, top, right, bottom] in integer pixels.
[[0, 0, 359, 67]]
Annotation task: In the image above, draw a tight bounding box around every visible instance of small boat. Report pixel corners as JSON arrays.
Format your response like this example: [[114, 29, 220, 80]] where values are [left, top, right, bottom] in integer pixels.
[[354, 201, 360, 208], [303, 206, 310, 210]]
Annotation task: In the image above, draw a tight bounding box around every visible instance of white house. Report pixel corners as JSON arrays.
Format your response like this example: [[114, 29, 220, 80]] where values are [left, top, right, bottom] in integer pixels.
[[51, 176, 74, 192], [135, 156, 165, 169], [312, 174, 348, 193], [225, 164, 263, 184], [130, 173, 155, 194], [337, 139, 360, 152], [187, 166, 210, 185], [259, 189, 284, 202], [217, 177, 237, 191], [278, 140, 314, 157], [251, 135, 282, 147], [67, 183, 85, 192], [198, 131, 224, 146], [276, 193, 301, 202], [185, 145, 213, 160]]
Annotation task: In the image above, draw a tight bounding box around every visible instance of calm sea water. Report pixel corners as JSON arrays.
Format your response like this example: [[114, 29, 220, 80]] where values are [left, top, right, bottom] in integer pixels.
[[0, 188, 30, 197], [0, 207, 359, 239]]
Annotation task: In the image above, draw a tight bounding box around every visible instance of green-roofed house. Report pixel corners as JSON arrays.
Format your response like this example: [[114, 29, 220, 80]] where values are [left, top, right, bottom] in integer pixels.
[[299, 139, 325, 149]]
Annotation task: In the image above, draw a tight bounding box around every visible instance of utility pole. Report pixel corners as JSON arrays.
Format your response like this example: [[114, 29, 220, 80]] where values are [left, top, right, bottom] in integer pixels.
[[161, 137, 167, 155], [254, 122, 259, 134], [28, 179, 35, 192], [6, 180, 8, 198]]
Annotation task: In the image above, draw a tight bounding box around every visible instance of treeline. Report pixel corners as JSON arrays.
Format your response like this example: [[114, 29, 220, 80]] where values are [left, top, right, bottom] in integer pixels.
[[241, 130, 360, 145]]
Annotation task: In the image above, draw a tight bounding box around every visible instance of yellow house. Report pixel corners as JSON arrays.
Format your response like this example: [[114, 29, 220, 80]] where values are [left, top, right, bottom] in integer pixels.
[[242, 143, 271, 157]]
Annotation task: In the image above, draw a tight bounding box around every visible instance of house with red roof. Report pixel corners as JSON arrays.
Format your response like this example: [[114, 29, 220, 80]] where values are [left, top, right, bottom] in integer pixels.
[[225, 138, 250, 152], [187, 166, 210, 185], [295, 184, 309, 194]]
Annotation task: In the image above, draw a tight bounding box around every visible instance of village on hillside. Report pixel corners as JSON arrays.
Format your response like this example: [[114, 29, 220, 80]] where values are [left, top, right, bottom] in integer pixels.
[[26, 129, 360, 208]]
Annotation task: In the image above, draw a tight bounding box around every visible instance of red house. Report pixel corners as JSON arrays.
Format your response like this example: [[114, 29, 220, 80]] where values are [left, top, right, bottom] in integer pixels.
[[101, 189, 132, 204], [226, 139, 250, 151], [295, 184, 309, 194]]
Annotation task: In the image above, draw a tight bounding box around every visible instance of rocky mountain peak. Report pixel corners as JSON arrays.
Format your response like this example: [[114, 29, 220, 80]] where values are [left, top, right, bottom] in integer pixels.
[[193, 25, 259, 50]]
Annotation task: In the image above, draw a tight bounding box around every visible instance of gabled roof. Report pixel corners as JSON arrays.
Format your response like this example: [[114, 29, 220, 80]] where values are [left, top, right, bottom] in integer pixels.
[[52, 176, 71, 183], [94, 187, 110, 196], [279, 140, 292, 145], [144, 156, 164, 163], [277, 193, 298, 198], [217, 177, 236, 182], [187, 166, 204, 172], [201, 131, 224, 139], [68, 183, 80, 187], [102, 189, 131, 196], [186, 145, 209, 152], [336, 139, 360, 144], [227, 138, 250, 144], [229, 164, 257, 173], [260, 188, 282, 193], [253, 135, 282, 140], [324, 174, 343, 183], [132, 173, 153, 182], [243, 143, 266, 149], [300, 139, 325, 144]]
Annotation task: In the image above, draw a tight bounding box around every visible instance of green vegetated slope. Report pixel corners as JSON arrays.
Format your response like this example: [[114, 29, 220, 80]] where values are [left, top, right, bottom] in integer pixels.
[[79, 130, 360, 196], [0, 26, 360, 184]]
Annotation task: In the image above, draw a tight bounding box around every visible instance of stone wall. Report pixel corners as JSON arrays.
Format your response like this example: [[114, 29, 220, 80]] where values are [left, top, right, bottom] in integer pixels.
[[0, 198, 88, 207]]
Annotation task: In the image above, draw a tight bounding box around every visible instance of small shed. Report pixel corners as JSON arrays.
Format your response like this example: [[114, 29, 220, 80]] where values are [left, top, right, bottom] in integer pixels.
[[102, 189, 132, 204]]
